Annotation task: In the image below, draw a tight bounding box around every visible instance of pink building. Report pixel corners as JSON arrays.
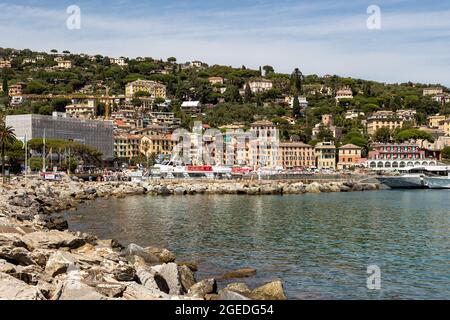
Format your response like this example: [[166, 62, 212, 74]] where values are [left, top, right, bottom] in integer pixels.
[[367, 144, 437, 170]]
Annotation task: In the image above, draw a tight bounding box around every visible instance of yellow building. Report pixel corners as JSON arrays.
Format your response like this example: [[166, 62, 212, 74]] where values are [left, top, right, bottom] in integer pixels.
[[58, 60, 72, 69], [367, 111, 404, 136], [125, 79, 167, 99], [278, 142, 315, 169], [140, 134, 176, 157], [439, 119, 450, 136], [428, 115, 447, 128], [423, 87, 443, 96], [114, 134, 142, 159], [315, 142, 336, 169], [208, 77, 224, 85], [8, 84, 23, 96], [0, 59, 11, 68]]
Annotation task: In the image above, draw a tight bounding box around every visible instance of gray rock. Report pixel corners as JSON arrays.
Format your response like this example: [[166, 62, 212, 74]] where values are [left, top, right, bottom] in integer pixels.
[[188, 279, 217, 298], [0, 273, 46, 300], [145, 246, 176, 263], [158, 186, 171, 196], [251, 280, 287, 300], [113, 265, 136, 282], [95, 283, 126, 298], [0, 245, 36, 266], [174, 187, 186, 195], [178, 265, 196, 293], [305, 182, 321, 193], [135, 265, 169, 294], [55, 282, 109, 300], [223, 282, 251, 293], [22, 230, 86, 250], [45, 251, 77, 277], [123, 243, 160, 265], [151, 263, 183, 295], [122, 282, 170, 300]]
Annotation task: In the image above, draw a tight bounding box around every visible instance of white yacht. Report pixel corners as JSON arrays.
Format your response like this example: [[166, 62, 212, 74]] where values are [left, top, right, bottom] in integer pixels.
[[424, 169, 450, 189], [377, 166, 450, 189]]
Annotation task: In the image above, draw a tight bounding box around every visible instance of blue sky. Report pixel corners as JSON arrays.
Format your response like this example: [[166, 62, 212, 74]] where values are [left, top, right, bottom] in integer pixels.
[[1, 0, 449, 86]]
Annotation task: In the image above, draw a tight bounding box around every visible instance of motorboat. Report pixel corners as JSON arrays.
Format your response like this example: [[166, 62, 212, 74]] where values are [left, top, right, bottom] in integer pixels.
[[377, 166, 450, 189]]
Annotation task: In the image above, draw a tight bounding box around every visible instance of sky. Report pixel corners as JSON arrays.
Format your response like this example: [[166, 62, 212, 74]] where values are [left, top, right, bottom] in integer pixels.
[[0, 0, 449, 86]]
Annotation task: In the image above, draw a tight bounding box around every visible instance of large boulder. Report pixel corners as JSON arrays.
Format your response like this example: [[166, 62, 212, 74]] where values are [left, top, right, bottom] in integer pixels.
[[151, 263, 183, 295], [251, 280, 287, 300], [45, 251, 77, 277], [113, 265, 136, 282], [0, 273, 46, 300], [122, 243, 160, 265], [188, 279, 217, 298], [0, 245, 36, 266], [178, 265, 196, 293], [305, 183, 321, 193], [54, 282, 109, 300], [122, 282, 170, 300], [135, 264, 170, 294], [145, 246, 176, 263], [21, 231, 85, 250]]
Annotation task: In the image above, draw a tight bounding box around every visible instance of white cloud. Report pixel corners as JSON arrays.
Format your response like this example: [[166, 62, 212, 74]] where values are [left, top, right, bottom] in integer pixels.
[[0, 2, 449, 86]]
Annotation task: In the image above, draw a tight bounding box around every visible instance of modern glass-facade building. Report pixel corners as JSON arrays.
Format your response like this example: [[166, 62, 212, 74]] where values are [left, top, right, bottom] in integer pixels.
[[6, 114, 114, 160]]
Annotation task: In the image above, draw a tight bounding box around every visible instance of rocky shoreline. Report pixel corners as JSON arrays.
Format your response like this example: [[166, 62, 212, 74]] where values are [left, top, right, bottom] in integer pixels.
[[0, 177, 380, 300]]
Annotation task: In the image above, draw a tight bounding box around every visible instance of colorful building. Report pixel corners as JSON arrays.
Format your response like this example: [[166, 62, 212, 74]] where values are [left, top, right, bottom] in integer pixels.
[[315, 142, 336, 169], [367, 143, 437, 170], [278, 142, 315, 170], [337, 144, 362, 170], [125, 79, 167, 99]]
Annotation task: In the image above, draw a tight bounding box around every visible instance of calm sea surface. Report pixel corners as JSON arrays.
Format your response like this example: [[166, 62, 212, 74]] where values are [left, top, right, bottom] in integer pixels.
[[65, 190, 450, 300]]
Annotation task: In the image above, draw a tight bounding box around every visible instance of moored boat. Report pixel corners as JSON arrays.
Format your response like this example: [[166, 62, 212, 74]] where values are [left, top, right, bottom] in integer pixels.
[[377, 174, 426, 189], [377, 166, 450, 189], [424, 176, 450, 189]]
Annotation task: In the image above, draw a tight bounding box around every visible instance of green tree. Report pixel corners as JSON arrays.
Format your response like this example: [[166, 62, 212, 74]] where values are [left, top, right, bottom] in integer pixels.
[[442, 146, 450, 160], [373, 127, 391, 143], [244, 83, 253, 103], [394, 129, 434, 143], [290, 68, 304, 94], [292, 96, 301, 118], [263, 65, 274, 76], [317, 125, 334, 142], [2, 77, 7, 96], [0, 125, 16, 183]]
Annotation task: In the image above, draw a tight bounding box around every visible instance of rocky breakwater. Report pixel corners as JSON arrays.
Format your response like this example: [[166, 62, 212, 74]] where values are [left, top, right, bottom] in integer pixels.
[[143, 180, 380, 196], [0, 177, 295, 300]]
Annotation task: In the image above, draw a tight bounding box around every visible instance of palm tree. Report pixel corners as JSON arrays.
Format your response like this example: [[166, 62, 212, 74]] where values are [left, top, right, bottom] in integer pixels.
[[0, 125, 16, 183]]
